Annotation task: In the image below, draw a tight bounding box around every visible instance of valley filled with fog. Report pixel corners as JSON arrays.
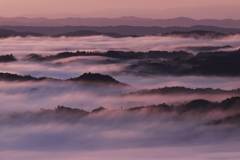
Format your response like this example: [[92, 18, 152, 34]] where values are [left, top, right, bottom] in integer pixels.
[[0, 35, 240, 160], [1, 35, 240, 55]]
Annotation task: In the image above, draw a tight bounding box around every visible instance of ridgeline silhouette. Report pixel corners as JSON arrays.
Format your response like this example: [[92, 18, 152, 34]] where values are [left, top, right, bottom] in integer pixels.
[[22, 48, 240, 76], [68, 73, 130, 87], [0, 28, 44, 38], [124, 86, 240, 96], [0, 72, 131, 87], [0, 54, 17, 62], [1, 97, 240, 125], [0, 27, 240, 38]]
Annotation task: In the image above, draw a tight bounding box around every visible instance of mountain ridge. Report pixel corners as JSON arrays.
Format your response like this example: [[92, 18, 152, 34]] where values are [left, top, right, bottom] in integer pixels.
[[0, 72, 130, 88], [1, 17, 240, 28], [1, 25, 240, 37]]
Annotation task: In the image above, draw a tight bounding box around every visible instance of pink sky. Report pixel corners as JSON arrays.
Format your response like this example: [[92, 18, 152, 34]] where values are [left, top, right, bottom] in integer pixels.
[[0, 0, 240, 19]]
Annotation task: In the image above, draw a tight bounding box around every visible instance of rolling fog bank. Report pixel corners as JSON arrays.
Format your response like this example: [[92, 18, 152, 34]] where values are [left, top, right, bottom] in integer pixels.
[[0, 97, 240, 160], [0, 34, 240, 160], [1, 35, 240, 55]]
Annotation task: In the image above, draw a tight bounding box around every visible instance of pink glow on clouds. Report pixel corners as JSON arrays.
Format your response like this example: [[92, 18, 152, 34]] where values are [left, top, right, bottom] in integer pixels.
[[1, 35, 240, 56]]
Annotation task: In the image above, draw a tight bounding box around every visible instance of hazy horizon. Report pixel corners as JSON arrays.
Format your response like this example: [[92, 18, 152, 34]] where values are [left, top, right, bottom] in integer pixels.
[[1, 1, 240, 160], [0, 1, 240, 19]]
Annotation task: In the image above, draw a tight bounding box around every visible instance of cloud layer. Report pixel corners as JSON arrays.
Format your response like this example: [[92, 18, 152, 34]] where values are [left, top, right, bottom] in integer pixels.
[[1, 35, 240, 56], [0, 35, 240, 160]]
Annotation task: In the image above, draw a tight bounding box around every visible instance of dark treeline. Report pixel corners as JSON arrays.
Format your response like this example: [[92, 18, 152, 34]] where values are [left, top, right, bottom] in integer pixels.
[[0, 72, 131, 88], [124, 86, 240, 96], [1, 97, 240, 126], [126, 97, 240, 115], [207, 114, 240, 126], [23, 49, 240, 61], [3, 48, 240, 76], [177, 45, 232, 52], [162, 30, 230, 39], [1, 71, 240, 97], [25, 50, 193, 61], [0, 72, 54, 82], [0, 54, 17, 62], [125, 49, 240, 76]]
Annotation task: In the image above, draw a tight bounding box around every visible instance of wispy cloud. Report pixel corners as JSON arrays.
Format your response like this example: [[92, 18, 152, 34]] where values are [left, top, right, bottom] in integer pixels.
[[1, 35, 240, 56]]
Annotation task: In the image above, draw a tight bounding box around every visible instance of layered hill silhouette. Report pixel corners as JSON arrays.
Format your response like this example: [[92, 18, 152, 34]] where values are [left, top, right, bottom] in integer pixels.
[[0, 72, 130, 87], [22, 48, 240, 76], [54, 30, 125, 38], [0, 28, 44, 38], [68, 73, 130, 87], [124, 86, 240, 96], [1, 97, 240, 125], [195, 49, 240, 58], [1, 17, 240, 28], [162, 30, 229, 39], [177, 45, 232, 52], [0, 25, 240, 37], [124, 96, 240, 115], [0, 28, 126, 38], [25, 51, 88, 61], [207, 114, 240, 126], [0, 73, 53, 82], [25, 50, 194, 61], [126, 49, 240, 76], [1, 26, 240, 38]]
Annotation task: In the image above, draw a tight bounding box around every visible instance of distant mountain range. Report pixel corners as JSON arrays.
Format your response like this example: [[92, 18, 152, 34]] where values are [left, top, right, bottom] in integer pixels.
[[0, 28, 44, 38], [1, 26, 240, 37], [0, 28, 128, 38], [54, 30, 124, 38], [72, 5, 240, 20], [1, 17, 240, 28]]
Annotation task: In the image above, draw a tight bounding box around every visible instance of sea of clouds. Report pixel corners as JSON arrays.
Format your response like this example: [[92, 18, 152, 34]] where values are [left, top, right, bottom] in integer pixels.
[[0, 35, 240, 160]]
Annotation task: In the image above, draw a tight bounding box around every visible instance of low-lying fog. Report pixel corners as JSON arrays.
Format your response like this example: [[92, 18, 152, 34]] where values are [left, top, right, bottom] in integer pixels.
[[0, 35, 240, 160], [0, 108, 240, 160], [0, 39, 240, 113], [0, 55, 240, 113], [1, 35, 240, 56], [1, 80, 240, 113]]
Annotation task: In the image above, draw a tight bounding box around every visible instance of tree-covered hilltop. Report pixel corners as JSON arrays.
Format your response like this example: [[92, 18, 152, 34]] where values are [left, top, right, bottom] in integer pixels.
[[0, 54, 17, 62]]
